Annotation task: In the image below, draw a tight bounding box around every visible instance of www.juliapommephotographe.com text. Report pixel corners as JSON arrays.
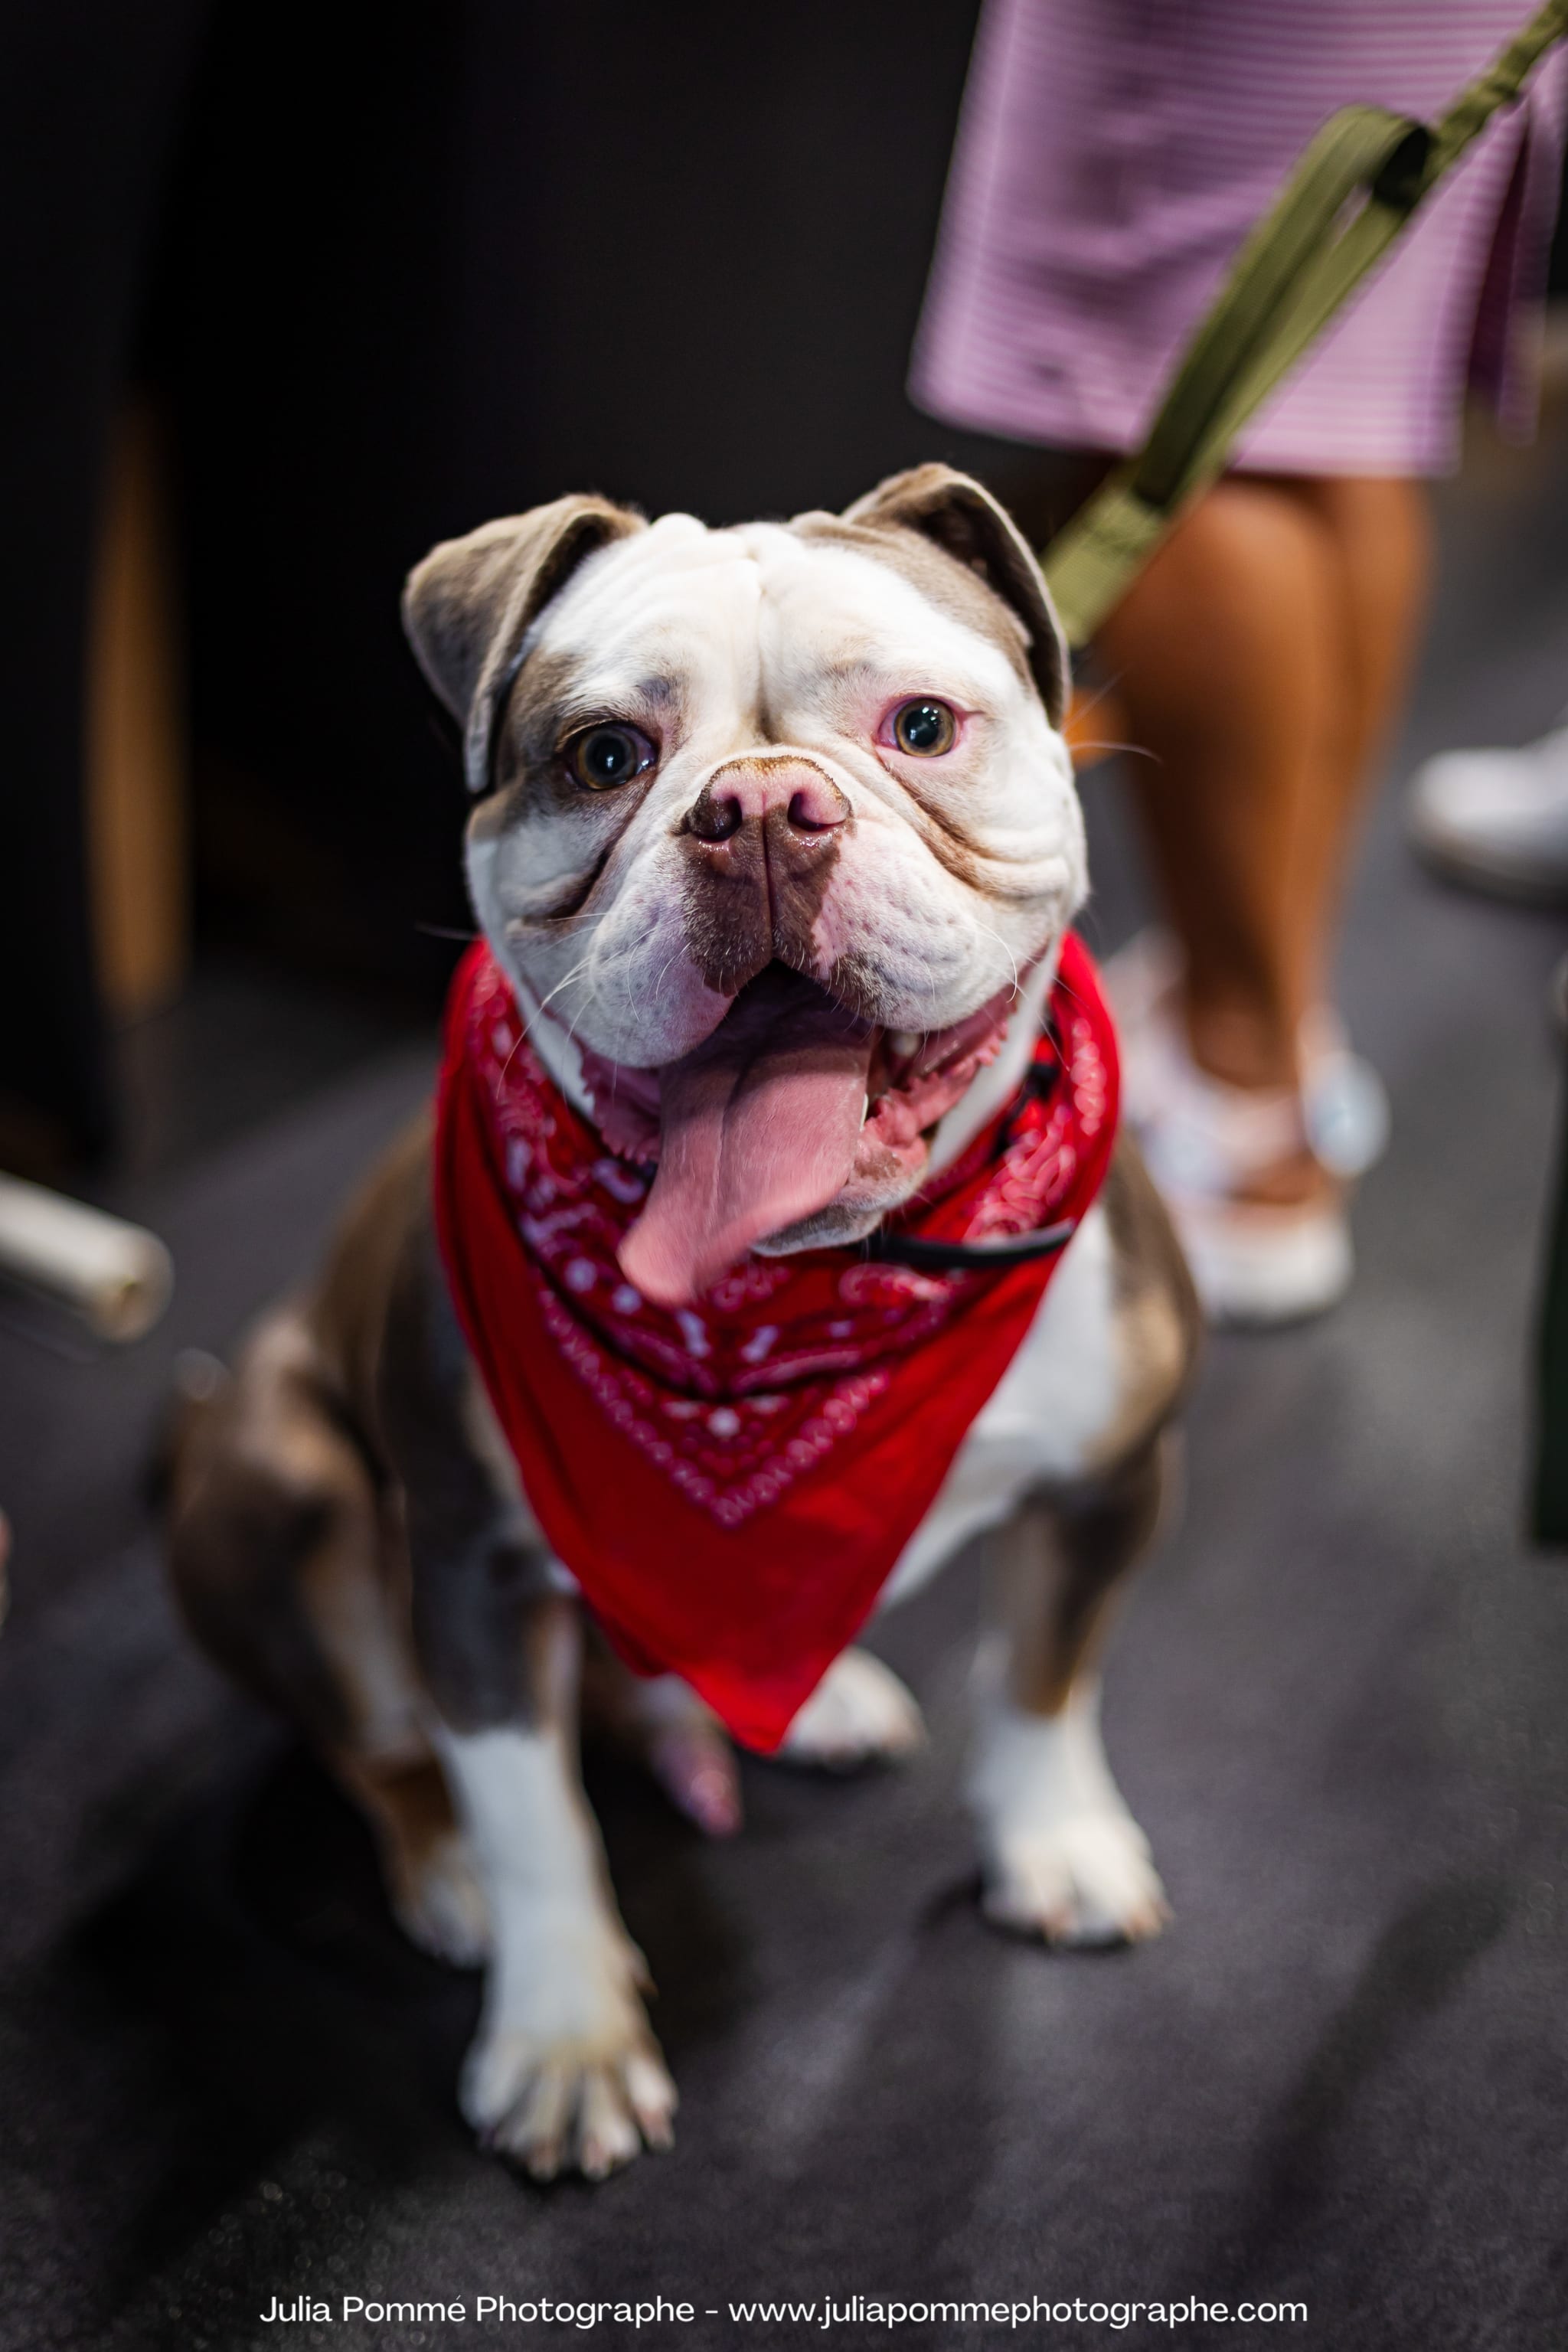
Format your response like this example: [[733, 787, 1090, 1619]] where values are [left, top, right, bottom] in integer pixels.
[[259, 2292, 1309, 2332]]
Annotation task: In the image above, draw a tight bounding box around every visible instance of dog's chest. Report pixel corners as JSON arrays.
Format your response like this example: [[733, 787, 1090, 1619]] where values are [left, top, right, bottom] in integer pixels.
[[459, 1203, 1123, 1622], [876, 1201, 1122, 1607]]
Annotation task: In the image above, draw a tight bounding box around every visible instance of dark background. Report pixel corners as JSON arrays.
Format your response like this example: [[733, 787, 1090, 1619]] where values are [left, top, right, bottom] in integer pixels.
[[2, 0, 999, 1155]]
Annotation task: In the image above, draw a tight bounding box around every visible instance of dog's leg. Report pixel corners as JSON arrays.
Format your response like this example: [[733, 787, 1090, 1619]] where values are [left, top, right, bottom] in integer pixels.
[[778, 1648, 926, 1770], [380, 1234, 677, 2180], [971, 1436, 1174, 1945], [421, 1583, 677, 2178], [580, 1638, 743, 1837], [166, 1312, 488, 1965]]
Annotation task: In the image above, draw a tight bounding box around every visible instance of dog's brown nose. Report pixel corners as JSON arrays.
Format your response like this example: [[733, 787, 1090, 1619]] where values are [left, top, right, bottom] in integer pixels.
[[684, 760, 850, 845], [678, 759, 851, 994]]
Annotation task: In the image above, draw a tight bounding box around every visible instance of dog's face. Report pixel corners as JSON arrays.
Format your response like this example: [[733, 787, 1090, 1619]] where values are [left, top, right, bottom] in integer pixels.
[[405, 467, 1083, 1305]]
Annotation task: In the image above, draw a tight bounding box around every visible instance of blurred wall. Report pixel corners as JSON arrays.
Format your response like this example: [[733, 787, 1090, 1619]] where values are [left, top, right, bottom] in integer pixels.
[[3, 1, 987, 1152], [0, 0, 214, 1155], [159, 4, 988, 1040]]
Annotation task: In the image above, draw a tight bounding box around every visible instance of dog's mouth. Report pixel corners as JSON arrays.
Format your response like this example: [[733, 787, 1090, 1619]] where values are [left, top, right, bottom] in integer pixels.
[[578, 964, 1014, 1305]]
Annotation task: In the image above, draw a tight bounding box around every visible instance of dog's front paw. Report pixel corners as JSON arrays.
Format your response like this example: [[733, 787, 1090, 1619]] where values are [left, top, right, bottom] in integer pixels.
[[981, 1808, 1169, 1946], [971, 1694, 1168, 1948], [779, 1648, 926, 1770], [462, 1932, 676, 2180], [463, 2021, 677, 2183]]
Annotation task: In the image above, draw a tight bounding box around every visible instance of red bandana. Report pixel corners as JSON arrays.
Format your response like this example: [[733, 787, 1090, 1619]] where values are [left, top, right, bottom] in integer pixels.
[[432, 938, 1119, 1751]]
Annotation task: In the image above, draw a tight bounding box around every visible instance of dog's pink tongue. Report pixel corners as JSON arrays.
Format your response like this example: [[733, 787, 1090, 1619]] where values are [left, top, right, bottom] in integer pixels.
[[619, 972, 875, 1307]]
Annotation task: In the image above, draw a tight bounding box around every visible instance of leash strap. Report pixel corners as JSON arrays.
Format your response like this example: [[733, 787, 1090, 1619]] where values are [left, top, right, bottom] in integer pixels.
[[1040, 1, 1568, 648]]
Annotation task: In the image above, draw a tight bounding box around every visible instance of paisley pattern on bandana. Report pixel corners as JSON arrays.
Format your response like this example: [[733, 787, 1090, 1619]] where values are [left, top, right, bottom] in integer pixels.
[[459, 948, 1112, 1528], [432, 936, 1120, 1750]]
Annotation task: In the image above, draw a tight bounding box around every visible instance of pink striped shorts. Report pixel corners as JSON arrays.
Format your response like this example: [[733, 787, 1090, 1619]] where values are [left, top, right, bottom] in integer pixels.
[[912, 0, 1568, 477]]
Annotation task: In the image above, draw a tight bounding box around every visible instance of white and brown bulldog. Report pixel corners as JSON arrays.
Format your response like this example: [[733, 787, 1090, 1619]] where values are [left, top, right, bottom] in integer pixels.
[[167, 467, 1198, 2181]]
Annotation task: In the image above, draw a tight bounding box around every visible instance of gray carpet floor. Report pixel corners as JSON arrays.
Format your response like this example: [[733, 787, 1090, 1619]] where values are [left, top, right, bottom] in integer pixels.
[[3, 418, 1568, 2352]]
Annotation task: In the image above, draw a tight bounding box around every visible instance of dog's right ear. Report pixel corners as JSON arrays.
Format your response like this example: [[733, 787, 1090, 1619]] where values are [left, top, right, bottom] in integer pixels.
[[843, 466, 1069, 728], [403, 496, 646, 795]]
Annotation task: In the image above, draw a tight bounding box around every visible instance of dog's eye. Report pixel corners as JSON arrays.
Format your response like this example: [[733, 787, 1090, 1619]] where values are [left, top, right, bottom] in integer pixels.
[[564, 723, 656, 792], [889, 699, 957, 757]]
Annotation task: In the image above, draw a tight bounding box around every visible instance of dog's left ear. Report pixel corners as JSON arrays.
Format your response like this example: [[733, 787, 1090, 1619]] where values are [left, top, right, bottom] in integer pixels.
[[403, 495, 646, 794], [843, 466, 1069, 729]]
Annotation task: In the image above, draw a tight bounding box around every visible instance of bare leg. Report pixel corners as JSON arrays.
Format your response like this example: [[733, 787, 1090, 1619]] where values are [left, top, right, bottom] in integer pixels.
[[1095, 472, 1429, 1199], [1285, 475, 1429, 1010]]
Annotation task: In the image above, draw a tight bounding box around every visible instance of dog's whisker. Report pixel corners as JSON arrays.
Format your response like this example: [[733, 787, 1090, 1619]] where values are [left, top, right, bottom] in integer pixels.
[[1072, 739, 1162, 766], [535, 956, 594, 1017], [967, 914, 1021, 1002]]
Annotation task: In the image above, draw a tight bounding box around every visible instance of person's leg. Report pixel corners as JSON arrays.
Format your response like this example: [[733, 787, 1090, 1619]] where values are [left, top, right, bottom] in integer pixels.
[[1285, 476, 1430, 1010], [1098, 479, 1336, 1106], [1094, 472, 1427, 1200]]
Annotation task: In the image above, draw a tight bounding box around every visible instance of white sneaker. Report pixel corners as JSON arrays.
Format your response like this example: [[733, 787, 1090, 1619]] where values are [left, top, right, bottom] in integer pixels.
[[1406, 720, 1568, 903], [1106, 931, 1389, 1181], [1105, 931, 1361, 1328], [1296, 1002, 1391, 1181]]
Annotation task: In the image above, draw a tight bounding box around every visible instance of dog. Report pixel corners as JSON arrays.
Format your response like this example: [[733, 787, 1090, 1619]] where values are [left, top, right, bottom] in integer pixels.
[[167, 466, 1199, 2181]]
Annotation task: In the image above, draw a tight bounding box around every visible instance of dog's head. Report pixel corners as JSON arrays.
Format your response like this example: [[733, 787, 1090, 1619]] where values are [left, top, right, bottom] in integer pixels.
[[404, 467, 1083, 1305]]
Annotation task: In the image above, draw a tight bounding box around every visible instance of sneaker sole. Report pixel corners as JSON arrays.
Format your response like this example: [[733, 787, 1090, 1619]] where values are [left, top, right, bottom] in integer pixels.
[[1169, 1196, 1354, 1329]]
